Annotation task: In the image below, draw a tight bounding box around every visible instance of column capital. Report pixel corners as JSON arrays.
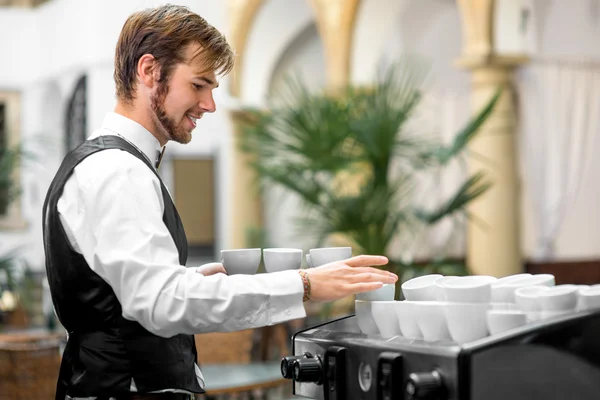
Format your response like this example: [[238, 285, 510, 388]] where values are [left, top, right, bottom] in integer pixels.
[[228, 108, 263, 133], [455, 53, 530, 70], [229, 108, 256, 122], [456, 0, 495, 59]]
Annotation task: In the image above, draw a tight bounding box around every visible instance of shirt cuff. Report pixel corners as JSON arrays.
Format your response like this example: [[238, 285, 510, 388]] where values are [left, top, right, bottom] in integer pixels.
[[266, 269, 306, 325]]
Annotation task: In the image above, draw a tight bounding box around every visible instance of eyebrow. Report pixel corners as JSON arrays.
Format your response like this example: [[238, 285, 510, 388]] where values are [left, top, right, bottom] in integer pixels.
[[194, 76, 219, 88]]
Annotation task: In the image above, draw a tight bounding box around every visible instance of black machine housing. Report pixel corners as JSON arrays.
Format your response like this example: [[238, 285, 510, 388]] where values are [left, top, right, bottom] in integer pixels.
[[281, 309, 600, 400]]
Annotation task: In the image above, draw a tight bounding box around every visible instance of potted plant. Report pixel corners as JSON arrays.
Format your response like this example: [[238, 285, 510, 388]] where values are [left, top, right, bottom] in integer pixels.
[[238, 62, 500, 299], [0, 144, 22, 216]]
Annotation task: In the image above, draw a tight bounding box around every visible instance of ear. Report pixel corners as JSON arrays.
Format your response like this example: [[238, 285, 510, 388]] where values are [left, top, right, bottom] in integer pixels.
[[137, 54, 160, 89]]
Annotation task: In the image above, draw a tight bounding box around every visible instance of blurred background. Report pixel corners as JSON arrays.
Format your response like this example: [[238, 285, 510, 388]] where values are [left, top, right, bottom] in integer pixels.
[[0, 0, 599, 398]]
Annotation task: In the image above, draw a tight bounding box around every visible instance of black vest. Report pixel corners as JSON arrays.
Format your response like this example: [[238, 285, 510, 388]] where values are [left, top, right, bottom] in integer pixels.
[[42, 136, 204, 398]]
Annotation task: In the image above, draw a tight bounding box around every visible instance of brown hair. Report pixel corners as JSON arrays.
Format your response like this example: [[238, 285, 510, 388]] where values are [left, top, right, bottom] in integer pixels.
[[114, 4, 234, 104]]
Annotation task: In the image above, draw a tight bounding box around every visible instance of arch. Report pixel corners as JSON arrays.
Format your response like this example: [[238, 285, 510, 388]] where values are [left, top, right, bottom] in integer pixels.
[[381, 0, 468, 92], [64, 75, 87, 152], [267, 22, 326, 99], [240, 0, 315, 105], [351, 0, 410, 84], [41, 81, 63, 141]]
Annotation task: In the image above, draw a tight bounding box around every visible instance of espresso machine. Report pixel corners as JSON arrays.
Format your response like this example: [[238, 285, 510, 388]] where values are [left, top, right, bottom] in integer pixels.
[[280, 309, 600, 400]]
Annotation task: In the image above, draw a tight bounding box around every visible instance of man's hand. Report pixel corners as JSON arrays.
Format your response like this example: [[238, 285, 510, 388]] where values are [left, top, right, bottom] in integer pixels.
[[196, 262, 227, 276], [305, 255, 397, 302]]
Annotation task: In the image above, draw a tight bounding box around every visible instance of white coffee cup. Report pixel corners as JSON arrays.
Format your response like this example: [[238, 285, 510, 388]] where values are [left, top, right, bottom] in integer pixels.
[[263, 248, 303, 272], [514, 285, 549, 322], [394, 301, 422, 339], [354, 300, 379, 335], [444, 302, 491, 343], [371, 301, 401, 338], [443, 276, 497, 303], [308, 247, 352, 267], [492, 274, 555, 303], [487, 310, 527, 335], [434, 276, 459, 302], [220, 248, 262, 275], [537, 285, 579, 313], [356, 283, 395, 301], [414, 301, 452, 342], [401, 274, 443, 301], [578, 285, 600, 311], [305, 254, 314, 268], [491, 273, 532, 303]]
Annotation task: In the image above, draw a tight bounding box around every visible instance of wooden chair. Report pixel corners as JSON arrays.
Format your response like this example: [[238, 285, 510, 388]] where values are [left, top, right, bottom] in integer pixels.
[[195, 329, 256, 365], [0, 332, 64, 400], [256, 324, 292, 362], [194, 328, 290, 400]]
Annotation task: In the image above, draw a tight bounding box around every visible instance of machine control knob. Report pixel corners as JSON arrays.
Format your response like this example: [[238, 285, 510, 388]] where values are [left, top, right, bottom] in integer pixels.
[[406, 370, 446, 400], [281, 355, 304, 379], [293, 356, 323, 385]]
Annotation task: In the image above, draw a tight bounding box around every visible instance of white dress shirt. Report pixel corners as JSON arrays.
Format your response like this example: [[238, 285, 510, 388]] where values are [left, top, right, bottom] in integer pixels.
[[57, 112, 306, 396]]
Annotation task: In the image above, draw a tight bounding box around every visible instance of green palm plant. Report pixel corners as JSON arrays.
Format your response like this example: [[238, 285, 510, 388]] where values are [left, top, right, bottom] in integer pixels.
[[0, 250, 19, 292], [0, 144, 22, 215], [238, 62, 500, 285]]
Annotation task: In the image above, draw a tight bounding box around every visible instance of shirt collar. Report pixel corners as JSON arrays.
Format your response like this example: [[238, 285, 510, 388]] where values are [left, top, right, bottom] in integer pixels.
[[100, 112, 163, 165]]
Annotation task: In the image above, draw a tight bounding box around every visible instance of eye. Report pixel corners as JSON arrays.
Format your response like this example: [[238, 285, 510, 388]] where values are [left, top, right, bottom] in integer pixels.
[[192, 83, 204, 90]]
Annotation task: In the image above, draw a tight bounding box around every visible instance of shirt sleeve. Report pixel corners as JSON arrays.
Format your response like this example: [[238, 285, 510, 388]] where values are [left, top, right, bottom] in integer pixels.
[[57, 149, 306, 338]]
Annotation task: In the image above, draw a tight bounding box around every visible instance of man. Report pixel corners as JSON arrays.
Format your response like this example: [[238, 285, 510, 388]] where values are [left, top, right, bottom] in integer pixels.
[[42, 5, 397, 400]]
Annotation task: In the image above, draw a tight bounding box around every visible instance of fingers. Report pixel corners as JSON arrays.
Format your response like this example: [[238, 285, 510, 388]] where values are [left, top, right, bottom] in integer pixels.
[[345, 255, 389, 268], [348, 270, 397, 284], [196, 262, 228, 276], [350, 281, 385, 294]]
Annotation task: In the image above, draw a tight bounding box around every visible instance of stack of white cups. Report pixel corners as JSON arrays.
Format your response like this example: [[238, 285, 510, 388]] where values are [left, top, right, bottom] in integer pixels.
[[513, 281, 597, 322], [355, 283, 396, 337], [353, 271, 600, 345], [398, 274, 503, 343]]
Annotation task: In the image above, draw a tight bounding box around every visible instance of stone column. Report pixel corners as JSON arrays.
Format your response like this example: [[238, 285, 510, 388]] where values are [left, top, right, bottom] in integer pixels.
[[456, 0, 528, 277], [226, 0, 265, 98], [307, 0, 363, 314], [225, 0, 265, 248], [227, 110, 264, 249], [308, 0, 361, 91]]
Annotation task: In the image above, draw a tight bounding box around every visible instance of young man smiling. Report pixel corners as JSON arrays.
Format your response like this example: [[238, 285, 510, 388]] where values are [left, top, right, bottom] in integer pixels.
[[42, 4, 397, 400]]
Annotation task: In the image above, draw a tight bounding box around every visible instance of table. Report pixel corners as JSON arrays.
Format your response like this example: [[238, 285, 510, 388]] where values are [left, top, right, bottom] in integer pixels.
[[200, 361, 288, 395]]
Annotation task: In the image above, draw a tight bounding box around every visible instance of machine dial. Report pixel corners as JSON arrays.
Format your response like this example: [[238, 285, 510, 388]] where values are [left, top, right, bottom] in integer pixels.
[[281, 355, 304, 379], [293, 355, 324, 385], [406, 370, 446, 400]]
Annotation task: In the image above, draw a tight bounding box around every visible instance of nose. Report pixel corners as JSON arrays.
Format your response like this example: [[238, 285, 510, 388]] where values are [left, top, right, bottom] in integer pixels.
[[199, 91, 216, 113]]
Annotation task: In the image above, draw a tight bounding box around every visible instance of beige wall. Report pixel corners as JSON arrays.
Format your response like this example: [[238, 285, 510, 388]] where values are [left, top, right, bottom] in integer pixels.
[[173, 159, 215, 246]]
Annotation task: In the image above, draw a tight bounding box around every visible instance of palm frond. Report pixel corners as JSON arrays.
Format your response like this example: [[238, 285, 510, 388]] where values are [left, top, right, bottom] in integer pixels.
[[431, 89, 502, 165], [413, 171, 492, 224], [0, 144, 23, 211], [0, 249, 22, 291]]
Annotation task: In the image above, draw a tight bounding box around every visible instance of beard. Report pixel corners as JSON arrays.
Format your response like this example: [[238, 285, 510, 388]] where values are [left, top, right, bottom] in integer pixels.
[[150, 80, 192, 144]]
